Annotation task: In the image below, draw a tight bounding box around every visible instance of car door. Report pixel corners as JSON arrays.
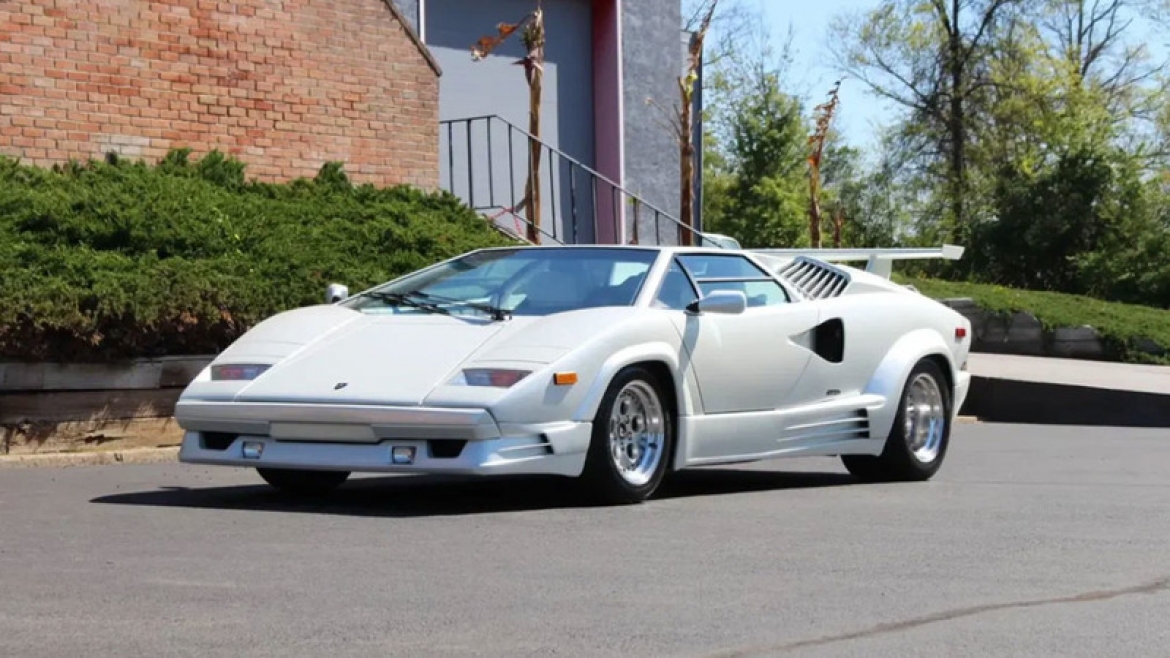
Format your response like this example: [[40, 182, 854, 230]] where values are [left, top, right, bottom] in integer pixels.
[[653, 254, 820, 414]]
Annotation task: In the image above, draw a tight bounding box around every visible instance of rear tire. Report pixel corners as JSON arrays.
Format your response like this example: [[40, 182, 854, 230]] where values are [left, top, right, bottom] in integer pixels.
[[257, 468, 351, 496], [842, 358, 952, 482], [580, 366, 674, 505]]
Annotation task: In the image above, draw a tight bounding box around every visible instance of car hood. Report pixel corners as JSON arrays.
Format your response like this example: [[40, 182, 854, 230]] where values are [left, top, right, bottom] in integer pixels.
[[229, 309, 514, 406], [198, 303, 640, 407]]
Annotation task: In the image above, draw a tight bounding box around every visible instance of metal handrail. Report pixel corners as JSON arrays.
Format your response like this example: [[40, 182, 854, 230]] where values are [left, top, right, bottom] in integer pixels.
[[440, 114, 716, 246]]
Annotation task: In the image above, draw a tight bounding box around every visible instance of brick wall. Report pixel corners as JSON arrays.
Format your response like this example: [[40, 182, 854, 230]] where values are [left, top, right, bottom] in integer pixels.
[[0, 0, 440, 188]]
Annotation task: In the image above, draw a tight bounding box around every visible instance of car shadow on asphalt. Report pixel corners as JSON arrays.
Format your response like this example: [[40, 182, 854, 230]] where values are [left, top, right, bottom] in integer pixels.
[[89, 468, 860, 517]]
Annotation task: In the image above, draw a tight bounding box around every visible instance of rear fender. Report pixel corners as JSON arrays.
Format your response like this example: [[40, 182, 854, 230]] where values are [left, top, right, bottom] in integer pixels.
[[863, 328, 955, 444]]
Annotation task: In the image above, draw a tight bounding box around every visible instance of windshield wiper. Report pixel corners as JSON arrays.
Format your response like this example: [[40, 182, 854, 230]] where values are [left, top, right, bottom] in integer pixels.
[[411, 291, 512, 321], [361, 291, 511, 321], [362, 291, 451, 316]]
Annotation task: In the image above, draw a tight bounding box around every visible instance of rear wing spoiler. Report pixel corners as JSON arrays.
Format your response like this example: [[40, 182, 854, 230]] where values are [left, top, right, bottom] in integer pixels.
[[748, 245, 965, 279]]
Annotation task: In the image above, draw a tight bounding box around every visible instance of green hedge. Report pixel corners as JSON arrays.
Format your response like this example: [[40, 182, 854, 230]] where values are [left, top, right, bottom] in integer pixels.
[[0, 150, 515, 361], [903, 277, 1170, 365]]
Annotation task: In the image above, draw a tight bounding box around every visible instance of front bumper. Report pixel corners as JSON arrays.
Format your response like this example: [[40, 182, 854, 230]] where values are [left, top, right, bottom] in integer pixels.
[[174, 400, 592, 477]]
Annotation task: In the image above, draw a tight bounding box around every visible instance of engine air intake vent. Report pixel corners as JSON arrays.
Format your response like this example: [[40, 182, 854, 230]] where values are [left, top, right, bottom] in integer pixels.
[[783, 409, 871, 443], [777, 257, 852, 299]]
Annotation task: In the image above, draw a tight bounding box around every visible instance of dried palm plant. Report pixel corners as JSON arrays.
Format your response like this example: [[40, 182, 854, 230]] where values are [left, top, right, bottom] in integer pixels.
[[471, 3, 546, 242], [807, 80, 841, 249]]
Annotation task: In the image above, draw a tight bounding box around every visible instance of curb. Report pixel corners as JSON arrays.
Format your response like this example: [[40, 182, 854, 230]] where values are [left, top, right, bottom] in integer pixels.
[[961, 376, 1170, 428], [0, 446, 179, 469]]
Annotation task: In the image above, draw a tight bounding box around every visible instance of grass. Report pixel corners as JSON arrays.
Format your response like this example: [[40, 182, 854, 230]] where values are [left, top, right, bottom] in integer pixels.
[[899, 276, 1170, 365]]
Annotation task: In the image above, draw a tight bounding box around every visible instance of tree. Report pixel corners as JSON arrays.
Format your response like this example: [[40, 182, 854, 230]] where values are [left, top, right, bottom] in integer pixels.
[[831, 0, 1022, 244], [1038, 0, 1167, 117], [471, 3, 546, 243], [825, 131, 919, 249], [703, 69, 810, 248]]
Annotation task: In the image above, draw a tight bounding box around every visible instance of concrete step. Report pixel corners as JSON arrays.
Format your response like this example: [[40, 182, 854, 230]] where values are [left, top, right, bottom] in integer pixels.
[[960, 354, 1170, 427]]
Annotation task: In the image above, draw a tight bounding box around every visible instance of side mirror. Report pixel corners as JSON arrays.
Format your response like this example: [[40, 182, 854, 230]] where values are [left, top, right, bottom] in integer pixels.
[[686, 290, 746, 315], [326, 283, 349, 303]]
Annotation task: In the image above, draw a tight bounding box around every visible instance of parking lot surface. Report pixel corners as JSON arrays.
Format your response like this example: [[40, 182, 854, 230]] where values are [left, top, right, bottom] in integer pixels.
[[2, 423, 1169, 657]]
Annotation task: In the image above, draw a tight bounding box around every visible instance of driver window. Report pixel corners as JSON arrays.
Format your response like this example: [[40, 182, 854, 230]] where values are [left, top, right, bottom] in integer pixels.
[[653, 260, 699, 310]]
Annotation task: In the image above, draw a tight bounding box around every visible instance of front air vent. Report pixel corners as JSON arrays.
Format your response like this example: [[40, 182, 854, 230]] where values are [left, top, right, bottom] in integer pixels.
[[777, 257, 852, 299], [200, 432, 238, 451], [428, 439, 468, 459]]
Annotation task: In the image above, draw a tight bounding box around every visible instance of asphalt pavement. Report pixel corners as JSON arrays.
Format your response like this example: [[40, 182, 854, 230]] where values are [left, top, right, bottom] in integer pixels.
[[2, 423, 1170, 657]]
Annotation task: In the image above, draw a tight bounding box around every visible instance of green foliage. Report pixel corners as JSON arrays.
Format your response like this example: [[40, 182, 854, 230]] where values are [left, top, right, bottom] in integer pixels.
[[699, 38, 810, 248], [968, 147, 1140, 291], [818, 0, 1170, 308], [903, 276, 1170, 364], [0, 151, 514, 361]]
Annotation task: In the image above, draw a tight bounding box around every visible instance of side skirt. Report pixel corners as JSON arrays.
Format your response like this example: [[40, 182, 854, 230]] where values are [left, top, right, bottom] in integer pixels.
[[675, 394, 889, 469]]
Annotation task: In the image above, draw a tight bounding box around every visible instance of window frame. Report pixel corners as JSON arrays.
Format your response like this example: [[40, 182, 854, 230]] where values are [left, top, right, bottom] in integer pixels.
[[650, 257, 702, 311], [675, 253, 792, 308]]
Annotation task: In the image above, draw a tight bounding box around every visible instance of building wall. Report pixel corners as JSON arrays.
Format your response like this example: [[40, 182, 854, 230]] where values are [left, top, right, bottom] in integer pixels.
[[426, 0, 596, 242], [621, 0, 683, 244], [0, 0, 440, 188]]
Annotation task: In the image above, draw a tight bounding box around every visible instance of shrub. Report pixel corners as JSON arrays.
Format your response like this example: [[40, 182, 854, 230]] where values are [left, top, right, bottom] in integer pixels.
[[903, 277, 1170, 365], [0, 151, 516, 361]]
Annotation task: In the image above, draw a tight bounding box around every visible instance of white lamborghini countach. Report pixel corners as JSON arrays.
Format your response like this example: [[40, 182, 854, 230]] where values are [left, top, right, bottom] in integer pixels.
[[175, 243, 972, 504]]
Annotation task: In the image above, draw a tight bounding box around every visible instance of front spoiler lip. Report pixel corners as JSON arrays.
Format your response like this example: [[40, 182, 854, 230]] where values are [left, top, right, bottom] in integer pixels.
[[177, 422, 593, 478]]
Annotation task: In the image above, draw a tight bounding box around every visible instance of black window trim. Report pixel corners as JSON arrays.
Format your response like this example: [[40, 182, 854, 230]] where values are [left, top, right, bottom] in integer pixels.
[[650, 256, 702, 310]]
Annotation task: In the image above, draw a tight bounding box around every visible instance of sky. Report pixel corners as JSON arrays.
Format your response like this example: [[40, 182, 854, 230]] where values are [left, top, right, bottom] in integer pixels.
[[761, 0, 1170, 152], [761, 0, 897, 150]]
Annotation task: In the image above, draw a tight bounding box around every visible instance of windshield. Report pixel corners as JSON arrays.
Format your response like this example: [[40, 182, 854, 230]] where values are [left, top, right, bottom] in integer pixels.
[[343, 248, 660, 318]]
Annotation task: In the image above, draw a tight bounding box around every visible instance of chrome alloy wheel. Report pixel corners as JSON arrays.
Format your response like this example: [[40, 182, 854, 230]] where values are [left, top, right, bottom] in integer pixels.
[[902, 372, 947, 463], [607, 380, 666, 487]]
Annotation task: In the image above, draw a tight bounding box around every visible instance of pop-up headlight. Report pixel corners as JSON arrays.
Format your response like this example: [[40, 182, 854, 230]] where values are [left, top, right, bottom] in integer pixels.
[[210, 364, 272, 381]]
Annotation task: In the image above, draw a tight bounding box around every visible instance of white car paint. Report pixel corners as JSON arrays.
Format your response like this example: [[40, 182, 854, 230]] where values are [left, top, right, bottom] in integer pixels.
[[175, 244, 972, 481]]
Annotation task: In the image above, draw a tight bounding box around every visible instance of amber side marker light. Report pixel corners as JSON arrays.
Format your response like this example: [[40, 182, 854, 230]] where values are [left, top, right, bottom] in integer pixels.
[[553, 372, 578, 386]]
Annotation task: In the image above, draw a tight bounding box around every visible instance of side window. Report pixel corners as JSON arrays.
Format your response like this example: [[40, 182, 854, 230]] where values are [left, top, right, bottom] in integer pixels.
[[677, 254, 789, 308], [653, 260, 699, 310]]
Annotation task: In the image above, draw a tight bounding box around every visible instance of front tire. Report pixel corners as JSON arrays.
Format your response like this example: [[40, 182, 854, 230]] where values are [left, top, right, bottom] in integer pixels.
[[580, 366, 674, 505], [257, 468, 351, 496], [842, 358, 952, 482]]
